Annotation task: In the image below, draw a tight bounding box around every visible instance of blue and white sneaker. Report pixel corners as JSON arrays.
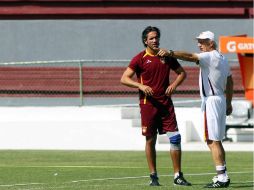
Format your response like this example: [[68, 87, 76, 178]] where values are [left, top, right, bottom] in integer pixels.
[[149, 173, 160, 186], [174, 172, 191, 186]]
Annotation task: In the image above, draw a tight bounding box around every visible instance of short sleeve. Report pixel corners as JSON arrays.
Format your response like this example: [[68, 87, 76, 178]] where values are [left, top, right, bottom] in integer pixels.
[[196, 52, 211, 67], [128, 53, 143, 73], [129, 57, 139, 72]]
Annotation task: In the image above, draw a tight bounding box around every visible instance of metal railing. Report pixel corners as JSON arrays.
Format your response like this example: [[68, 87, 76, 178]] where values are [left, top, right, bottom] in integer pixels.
[[0, 59, 243, 106]]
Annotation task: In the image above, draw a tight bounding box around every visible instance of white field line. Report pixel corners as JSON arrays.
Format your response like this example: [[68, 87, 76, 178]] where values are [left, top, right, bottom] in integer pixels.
[[1, 165, 251, 170], [0, 171, 252, 188], [0, 183, 44, 187], [0, 165, 147, 169], [70, 171, 252, 183]]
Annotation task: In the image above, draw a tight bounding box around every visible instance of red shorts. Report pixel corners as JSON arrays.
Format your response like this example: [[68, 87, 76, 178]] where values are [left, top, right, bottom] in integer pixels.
[[140, 103, 178, 136]]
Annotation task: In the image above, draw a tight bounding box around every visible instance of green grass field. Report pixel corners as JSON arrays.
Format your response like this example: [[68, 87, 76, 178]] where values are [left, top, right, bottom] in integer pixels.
[[0, 150, 252, 190]]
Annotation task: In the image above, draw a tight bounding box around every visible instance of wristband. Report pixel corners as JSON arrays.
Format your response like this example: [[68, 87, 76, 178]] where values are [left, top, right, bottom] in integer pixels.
[[169, 50, 174, 57]]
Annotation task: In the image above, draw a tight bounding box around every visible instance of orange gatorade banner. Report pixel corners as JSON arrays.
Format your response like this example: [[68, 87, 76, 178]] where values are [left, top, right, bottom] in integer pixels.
[[219, 36, 254, 53]]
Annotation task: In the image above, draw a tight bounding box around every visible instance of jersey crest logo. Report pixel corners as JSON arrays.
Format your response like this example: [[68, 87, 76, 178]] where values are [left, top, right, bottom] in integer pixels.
[[146, 60, 152, 64]]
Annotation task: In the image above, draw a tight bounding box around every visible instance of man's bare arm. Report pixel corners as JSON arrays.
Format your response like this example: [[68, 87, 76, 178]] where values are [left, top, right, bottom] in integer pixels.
[[120, 67, 154, 96], [225, 75, 234, 115], [157, 49, 199, 63], [165, 66, 186, 96]]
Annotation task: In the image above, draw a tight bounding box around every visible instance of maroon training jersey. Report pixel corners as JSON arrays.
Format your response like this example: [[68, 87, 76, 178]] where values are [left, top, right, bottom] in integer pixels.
[[129, 50, 181, 105]]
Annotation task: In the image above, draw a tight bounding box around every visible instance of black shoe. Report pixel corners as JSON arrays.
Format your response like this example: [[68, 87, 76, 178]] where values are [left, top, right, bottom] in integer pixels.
[[204, 178, 230, 188], [174, 172, 191, 186], [149, 173, 160, 186]]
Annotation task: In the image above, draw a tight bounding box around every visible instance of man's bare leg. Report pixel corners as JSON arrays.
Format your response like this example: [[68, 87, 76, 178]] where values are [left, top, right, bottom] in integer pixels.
[[170, 149, 181, 174], [205, 140, 230, 188], [207, 140, 225, 167], [145, 135, 157, 173], [146, 135, 160, 186]]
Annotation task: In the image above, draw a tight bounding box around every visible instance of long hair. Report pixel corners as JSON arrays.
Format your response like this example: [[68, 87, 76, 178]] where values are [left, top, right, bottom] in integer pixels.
[[142, 26, 160, 47]]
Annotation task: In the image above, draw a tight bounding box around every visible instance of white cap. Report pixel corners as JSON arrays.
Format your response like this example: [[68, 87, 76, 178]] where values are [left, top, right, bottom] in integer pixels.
[[196, 31, 215, 41]]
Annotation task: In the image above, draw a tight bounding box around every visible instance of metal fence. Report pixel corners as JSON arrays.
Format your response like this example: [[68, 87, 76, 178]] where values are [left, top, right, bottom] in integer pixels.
[[0, 59, 244, 106]]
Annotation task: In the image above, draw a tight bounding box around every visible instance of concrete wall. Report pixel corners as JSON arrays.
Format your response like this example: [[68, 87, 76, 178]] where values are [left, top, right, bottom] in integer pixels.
[[0, 19, 252, 63], [0, 106, 252, 151]]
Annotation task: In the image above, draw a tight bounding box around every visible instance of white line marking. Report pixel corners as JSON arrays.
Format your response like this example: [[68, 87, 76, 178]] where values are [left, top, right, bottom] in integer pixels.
[[0, 183, 44, 187], [0, 165, 147, 169], [0, 171, 252, 188], [69, 171, 253, 183]]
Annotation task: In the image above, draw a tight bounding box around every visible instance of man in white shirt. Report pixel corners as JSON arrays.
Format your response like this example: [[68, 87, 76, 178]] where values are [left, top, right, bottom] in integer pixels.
[[157, 31, 234, 188]]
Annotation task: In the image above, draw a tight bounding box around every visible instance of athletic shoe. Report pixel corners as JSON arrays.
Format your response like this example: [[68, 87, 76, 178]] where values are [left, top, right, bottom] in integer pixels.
[[149, 173, 160, 186], [174, 172, 192, 186], [204, 178, 230, 188], [212, 176, 218, 183]]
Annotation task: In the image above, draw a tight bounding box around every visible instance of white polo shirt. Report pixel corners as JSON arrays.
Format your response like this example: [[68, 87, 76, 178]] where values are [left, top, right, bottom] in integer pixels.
[[196, 50, 231, 98]]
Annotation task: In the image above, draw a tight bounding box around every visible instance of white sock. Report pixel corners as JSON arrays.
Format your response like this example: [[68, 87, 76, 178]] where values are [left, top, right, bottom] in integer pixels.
[[216, 165, 225, 171], [216, 165, 228, 182], [174, 172, 180, 179]]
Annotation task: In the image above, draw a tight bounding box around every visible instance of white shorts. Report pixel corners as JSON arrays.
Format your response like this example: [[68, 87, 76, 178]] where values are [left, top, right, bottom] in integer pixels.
[[201, 95, 226, 141]]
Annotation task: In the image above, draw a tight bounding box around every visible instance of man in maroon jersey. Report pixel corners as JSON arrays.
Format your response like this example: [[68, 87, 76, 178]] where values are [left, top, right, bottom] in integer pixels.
[[121, 26, 191, 186]]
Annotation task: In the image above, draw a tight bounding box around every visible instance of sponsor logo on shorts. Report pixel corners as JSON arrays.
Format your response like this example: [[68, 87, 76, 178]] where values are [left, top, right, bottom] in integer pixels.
[[142, 126, 147, 133]]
